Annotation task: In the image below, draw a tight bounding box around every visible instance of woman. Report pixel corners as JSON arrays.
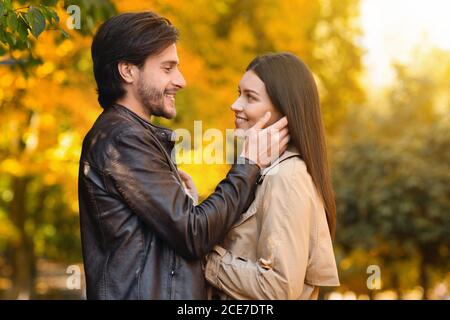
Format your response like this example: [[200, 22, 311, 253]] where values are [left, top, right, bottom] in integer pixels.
[[204, 52, 340, 300]]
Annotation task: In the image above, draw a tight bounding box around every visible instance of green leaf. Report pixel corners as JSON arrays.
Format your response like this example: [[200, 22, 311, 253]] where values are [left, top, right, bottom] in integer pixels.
[[52, 11, 60, 23], [41, 0, 59, 7], [28, 7, 46, 38], [0, 3, 5, 17], [3, 30, 16, 47], [60, 29, 69, 39], [23, 12, 31, 28], [0, 11, 6, 29], [40, 5, 60, 24], [3, 0, 12, 11], [0, 29, 6, 44], [14, 38, 28, 50], [7, 11, 18, 30], [17, 16, 29, 39]]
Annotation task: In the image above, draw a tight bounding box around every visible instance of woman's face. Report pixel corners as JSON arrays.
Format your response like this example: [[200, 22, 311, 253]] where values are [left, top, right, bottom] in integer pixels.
[[231, 70, 282, 130]]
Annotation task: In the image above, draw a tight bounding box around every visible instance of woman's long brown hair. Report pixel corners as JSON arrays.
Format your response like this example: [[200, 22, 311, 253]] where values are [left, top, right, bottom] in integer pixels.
[[247, 52, 336, 238]]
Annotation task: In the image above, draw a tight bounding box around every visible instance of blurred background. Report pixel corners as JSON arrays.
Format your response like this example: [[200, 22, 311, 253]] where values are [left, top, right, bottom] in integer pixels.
[[0, 0, 448, 299]]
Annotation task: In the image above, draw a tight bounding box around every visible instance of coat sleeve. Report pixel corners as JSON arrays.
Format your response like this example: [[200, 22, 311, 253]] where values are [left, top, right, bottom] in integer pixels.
[[204, 160, 312, 299], [104, 128, 261, 260]]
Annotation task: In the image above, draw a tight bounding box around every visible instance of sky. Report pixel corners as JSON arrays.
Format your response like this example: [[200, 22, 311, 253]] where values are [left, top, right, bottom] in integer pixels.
[[360, 0, 450, 87]]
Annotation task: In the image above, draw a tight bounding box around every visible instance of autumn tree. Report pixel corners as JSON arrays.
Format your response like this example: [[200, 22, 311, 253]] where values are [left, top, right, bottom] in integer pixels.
[[0, 0, 116, 299], [332, 48, 450, 299]]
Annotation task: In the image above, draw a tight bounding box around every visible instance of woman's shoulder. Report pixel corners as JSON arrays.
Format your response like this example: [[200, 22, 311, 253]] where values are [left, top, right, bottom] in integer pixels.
[[259, 148, 321, 209], [261, 148, 311, 187]]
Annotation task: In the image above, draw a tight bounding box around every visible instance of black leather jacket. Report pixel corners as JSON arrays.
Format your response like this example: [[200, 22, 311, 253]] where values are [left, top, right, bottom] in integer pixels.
[[78, 104, 260, 299]]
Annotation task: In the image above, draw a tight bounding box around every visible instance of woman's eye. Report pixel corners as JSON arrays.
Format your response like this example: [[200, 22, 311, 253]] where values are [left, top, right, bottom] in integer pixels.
[[247, 95, 255, 102]]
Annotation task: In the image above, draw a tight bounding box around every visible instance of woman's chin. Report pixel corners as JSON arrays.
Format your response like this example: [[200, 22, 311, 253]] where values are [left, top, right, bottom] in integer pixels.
[[234, 119, 250, 130]]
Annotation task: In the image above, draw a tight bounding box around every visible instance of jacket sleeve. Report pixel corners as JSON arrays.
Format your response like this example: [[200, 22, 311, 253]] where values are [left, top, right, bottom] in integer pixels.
[[204, 160, 311, 299], [103, 129, 260, 260]]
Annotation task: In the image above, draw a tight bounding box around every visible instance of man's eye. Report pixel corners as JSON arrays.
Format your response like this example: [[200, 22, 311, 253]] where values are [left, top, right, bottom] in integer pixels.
[[164, 67, 173, 72]]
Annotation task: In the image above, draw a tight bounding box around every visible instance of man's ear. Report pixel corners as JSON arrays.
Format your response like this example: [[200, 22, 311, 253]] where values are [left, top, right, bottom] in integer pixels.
[[118, 61, 136, 84]]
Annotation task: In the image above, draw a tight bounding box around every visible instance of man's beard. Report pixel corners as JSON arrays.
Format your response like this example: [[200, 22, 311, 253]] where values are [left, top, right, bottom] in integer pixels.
[[137, 75, 175, 119]]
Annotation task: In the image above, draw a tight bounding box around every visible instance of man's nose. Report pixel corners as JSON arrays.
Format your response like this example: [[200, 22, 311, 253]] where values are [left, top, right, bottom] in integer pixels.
[[173, 69, 186, 88]]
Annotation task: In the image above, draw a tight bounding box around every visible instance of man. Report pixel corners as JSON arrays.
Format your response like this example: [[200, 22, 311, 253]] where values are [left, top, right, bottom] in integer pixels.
[[79, 11, 289, 299]]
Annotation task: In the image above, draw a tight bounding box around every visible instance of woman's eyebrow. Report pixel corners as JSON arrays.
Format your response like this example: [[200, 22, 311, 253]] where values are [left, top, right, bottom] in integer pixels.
[[243, 88, 259, 96]]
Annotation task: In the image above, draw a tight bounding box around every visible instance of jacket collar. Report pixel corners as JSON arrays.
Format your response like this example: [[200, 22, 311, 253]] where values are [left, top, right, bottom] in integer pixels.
[[111, 103, 175, 154], [258, 145, 301, 183]]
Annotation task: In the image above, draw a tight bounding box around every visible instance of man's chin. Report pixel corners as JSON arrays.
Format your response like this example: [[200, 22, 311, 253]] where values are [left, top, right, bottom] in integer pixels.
[[163, 112, 176, 119], [161, 105, 177, 119], [150, 104, 176, 119]]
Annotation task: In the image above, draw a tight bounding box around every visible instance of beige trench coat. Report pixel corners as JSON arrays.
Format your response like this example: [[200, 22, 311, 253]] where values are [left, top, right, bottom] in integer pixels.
[[204, 147, 340, 299]]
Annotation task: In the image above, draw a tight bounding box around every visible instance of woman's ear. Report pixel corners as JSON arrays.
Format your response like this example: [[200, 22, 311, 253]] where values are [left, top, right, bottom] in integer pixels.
[[118, 61, 136, 84]]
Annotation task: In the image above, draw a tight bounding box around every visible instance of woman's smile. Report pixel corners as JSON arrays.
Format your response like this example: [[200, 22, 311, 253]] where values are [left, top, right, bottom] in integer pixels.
[[234, 115, 248, 128]]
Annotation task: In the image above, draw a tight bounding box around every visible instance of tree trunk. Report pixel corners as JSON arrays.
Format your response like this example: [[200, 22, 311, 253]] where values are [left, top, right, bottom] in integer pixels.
[[419, 257, 429, 300], [8, 176, 35, 300], [392, 272, 402, 300]]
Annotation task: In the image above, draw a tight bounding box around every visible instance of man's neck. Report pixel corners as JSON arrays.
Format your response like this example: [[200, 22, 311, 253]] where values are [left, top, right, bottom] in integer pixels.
[[115, 96, 151, 122]]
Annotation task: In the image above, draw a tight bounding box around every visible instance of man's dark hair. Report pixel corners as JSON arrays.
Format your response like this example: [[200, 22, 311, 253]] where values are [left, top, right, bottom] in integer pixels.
[[91, 12, 179, 109]]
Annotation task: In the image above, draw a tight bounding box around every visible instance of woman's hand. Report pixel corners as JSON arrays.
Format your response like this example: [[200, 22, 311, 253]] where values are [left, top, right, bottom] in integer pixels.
[[178, 169, 199, 205]]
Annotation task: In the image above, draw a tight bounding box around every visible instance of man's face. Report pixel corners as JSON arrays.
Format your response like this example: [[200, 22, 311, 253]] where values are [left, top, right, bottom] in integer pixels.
[[134, 43, 186, 119]]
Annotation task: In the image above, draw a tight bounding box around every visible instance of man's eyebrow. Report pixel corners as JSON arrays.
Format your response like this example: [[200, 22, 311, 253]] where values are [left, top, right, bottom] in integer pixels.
[[161, 60, 179, 66]]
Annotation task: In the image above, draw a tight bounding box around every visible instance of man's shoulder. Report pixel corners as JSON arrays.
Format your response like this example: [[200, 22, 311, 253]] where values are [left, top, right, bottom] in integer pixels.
[[81, 109, 155, 164], [85, 108, 150, 141]]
